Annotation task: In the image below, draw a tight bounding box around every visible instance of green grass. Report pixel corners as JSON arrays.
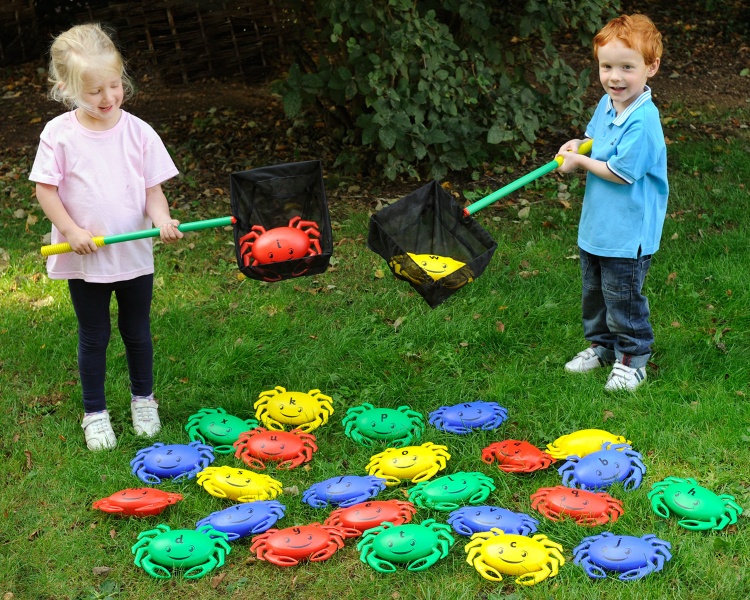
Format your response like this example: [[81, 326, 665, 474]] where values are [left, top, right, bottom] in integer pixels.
[[1, 126, 749, 600]]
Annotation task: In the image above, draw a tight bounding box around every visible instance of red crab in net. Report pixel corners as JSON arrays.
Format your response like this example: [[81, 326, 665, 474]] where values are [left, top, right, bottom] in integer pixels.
[[481, 440, 554, 473], [238, 217, 321, 267], [324, 500, 418, 538], [92, 487, 183, 517], [530, 485, 624, 526], [233, 427, 318, 470], [249, 523, 348, 566]]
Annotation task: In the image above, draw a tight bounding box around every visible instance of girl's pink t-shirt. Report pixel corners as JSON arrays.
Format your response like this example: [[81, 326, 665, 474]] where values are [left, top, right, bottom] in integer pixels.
[[30, 110, 179, 283]]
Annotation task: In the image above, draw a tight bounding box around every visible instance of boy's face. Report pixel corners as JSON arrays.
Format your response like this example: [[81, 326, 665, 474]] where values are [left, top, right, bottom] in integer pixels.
[[598, 39, 660, 113]]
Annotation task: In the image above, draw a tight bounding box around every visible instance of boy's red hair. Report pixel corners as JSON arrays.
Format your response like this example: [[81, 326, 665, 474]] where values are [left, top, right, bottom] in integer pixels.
[[594, 14, 663, 66]]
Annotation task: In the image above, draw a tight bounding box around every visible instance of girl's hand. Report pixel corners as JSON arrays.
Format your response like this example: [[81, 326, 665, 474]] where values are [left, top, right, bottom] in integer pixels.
[[66, 227, 99, 255], [158, 219, 183, 243]]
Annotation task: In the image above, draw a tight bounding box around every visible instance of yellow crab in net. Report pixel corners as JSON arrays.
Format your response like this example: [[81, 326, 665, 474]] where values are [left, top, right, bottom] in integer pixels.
[[388, 253, 473, 288], [254, 386, 334, 433], [546, 428, 632, 460], [465, 529, 565, 586], [365, 442, 450, 486], [196, 466, 283, 502]]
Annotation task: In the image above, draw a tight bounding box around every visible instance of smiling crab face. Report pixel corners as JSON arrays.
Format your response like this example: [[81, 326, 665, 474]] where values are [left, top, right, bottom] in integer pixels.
[[185, 408, 259, 451], [254, 387, 334, 432], [196, 466, 283, 502], [406, 253, 466, 281], [343, 404, 424, 447], [365, 443, 451, 485]]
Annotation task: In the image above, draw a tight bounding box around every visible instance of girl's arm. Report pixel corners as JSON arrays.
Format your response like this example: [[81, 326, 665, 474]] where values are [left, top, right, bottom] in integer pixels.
[[145, 184, 183, 243], [36, 182, 99, 254]]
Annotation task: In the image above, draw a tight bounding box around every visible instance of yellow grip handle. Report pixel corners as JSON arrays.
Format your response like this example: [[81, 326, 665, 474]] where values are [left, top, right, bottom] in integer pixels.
[[41, 236, 106, 257], [554, 138, 594, 166]]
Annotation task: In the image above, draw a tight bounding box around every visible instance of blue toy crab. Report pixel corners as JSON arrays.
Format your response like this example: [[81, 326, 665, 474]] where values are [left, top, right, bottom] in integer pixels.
[[428, 400, 508, 434], [573, 532, 672, 581], [131, 442, 215, 484], [196, 500, 286, 541], [184, 407, 259, 454], [302, 475, 387, 508], [407, 471, 496, 511], [447, 506, 538, 536], [558, 443, 646, 491], [342, 403, 424, 448]]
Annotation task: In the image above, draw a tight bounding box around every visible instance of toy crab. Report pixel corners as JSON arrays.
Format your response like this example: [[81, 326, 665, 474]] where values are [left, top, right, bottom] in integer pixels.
[[184, 407, 259, 454], [447, 506, 538, 536], [648, 476, 744, 531], [530, 485, 624, 526], [324, 500, 417, 537], [388, 253, 472, 288], [546, 428, 631, 460], [132, 524, 231, 580], [465, 529, 565, 586], [254, 386, 333, 432], [250, 523, 348, 566], [428, 400, 508, 434], [573, 532, 672, 581], [357, 519, 455, 572], [92, 488, 183, 517], [481, 439, 554, 473], [407, 471, 496, 511], [238, 217, 321, 267], [365, 442, 451, 486], [130, 441, 215, 484], [559, 443, 646, 491], [196, 465, 283, 502], [196, 500, 286, 541], [302, 475, 387, 508], [342, 403, 424, 448], [233, 427, 318, 469]]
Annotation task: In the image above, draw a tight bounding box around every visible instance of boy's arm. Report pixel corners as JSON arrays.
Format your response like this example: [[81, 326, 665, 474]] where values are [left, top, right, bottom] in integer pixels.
[[557, 150, 627, 184], [35, 182, 99, 254], [145, 184, 183, 243]]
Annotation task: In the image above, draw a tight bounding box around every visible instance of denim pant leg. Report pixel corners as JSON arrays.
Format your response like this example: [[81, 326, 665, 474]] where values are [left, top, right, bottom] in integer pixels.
[[580, 250, 653, 369]]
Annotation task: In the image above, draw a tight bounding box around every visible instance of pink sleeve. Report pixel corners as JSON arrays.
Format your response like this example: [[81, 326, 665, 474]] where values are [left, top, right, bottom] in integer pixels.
[[142, 126, 179, 189], [29, 128, 63, 186]]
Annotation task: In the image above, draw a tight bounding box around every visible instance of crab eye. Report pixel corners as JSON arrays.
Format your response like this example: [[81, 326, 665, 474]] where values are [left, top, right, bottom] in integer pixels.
[[521, 551, 527, 558], [307, 535, 313, 541], [279, 444, 286, 450], [596, 470, 603, 476], [582, 500, 589, 506], [284, 537, 291, 543], [267, 252, 275, 259], [189, 545, 195, 553], [259, 443, 266, 449], [624, 549, 631, 555], [387, 541, 394, 548], [410, 540, 416, 547]]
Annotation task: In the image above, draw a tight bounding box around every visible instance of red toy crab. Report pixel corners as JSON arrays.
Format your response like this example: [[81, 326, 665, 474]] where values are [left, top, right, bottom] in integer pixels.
[[233, 427, 318, 470], [481, 440, 554, 473], [324, 500, 418, 538], [250, 523, 348, 566], [530, 485, 624, 526], [92, 488, 183, 517], [238, 217, 321, 267]]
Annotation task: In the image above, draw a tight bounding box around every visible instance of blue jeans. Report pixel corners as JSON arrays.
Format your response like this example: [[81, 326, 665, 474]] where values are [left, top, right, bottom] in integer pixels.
[[579, 249, 653, 369], [68, 274, 154, 413]]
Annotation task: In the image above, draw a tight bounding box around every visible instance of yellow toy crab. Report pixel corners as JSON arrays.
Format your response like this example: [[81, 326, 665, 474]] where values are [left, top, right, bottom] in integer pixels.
[[196, 466, 283, 502], [465, 529, 565, 586], [546, 428, 632, 460], [365, 442, 450, 486], [254, 386, 334, 433]]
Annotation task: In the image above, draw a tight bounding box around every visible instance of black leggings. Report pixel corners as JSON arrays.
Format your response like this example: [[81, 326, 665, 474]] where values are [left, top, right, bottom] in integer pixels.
[[68, 274, 154, 413]]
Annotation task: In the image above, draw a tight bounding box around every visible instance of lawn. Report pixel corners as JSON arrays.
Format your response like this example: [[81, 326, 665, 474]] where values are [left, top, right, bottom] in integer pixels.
[[1, 110, 749, 600]]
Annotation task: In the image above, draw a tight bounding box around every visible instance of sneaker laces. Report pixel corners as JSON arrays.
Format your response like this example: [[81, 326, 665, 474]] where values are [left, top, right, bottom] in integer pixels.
[[132, 401, 159, 423]]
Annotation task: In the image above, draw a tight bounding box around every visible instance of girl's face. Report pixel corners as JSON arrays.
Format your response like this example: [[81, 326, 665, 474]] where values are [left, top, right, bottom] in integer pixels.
[[76, 71, 124, 130], [598, 39, 659, 113]]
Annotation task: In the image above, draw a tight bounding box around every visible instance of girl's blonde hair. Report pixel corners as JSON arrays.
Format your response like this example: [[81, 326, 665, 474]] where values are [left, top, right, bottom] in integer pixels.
[[593, 14, 663, 67], [47, 23, 134, 109]]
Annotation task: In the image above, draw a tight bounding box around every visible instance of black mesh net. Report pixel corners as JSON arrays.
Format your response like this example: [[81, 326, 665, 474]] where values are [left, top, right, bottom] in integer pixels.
[[368, 181, 497, 308], [230, 160, 332, 282]]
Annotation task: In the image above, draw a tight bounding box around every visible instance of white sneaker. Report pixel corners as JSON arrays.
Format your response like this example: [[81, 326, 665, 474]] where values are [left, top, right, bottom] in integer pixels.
[[605, 361, 647, 392], [131, 399, 161, 437], [82, 411, 117, 451], [564, 347, 609, 373]]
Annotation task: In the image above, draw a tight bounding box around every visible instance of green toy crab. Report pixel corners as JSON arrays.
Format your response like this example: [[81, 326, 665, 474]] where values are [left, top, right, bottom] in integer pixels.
[[184, 407, 259, 454], [365, 442, 450, 486], [357, 519, 455, 572], [408, 471, 496, 511], [648, 476, 743, 531], [132, 524, 231, 579], [342, 403, 424, 448]]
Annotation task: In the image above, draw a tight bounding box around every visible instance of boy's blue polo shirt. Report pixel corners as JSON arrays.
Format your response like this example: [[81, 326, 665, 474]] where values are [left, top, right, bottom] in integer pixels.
[[580, 87, 668, 258]]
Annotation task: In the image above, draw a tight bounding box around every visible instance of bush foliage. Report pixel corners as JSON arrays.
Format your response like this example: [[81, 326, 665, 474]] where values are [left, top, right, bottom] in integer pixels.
[[277, 0, 621, 180]]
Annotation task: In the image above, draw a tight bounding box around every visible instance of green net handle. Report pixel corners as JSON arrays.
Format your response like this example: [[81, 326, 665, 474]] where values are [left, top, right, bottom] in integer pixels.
[[463, 138, 594, 217], [41, 216, 235, 256]]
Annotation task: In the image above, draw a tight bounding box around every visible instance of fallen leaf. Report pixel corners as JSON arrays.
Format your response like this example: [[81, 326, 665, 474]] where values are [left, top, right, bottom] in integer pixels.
[[374, 269, 384, 279], [211, 572, 227, 589], [31, 296, 54, 308], [667, 272, 677, 282], [24, 450, 32, 470], [109, 529, 116, 539], [92, 566, 111, 576], [496, 321, 505, 333], [393, 317, 404, 330], [459, 341, 469, 348], [602, 410, 615, 421]]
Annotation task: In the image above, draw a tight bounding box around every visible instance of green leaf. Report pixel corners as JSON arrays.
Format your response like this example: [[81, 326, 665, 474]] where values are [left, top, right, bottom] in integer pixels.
[[283, 90, 303, 117], [379, 126, 398, 150]]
